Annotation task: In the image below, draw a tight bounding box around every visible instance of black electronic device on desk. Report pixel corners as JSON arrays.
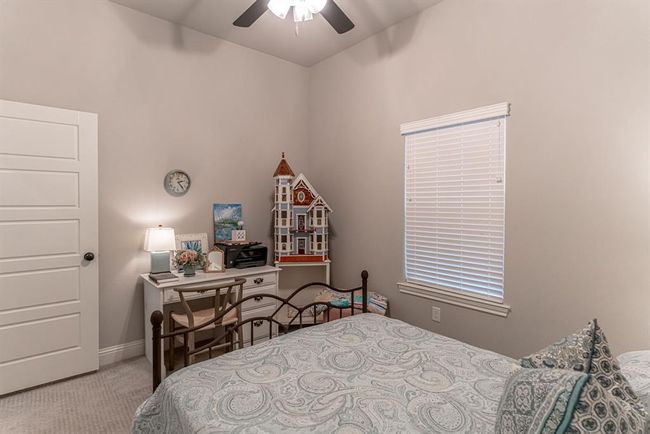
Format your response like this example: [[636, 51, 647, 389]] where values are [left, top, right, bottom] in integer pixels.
[[216, 241, 268, 269]]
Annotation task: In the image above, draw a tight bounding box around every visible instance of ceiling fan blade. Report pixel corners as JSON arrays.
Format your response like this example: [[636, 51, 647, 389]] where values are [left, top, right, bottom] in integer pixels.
[[233, 0, 268, 27], [320, 0, 354, 34]]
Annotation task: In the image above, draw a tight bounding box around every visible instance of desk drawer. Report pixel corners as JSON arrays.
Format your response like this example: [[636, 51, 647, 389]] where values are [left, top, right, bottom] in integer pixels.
[[242, 285, 276, 311], [243, 272, 276, 289], [163, 287, 226, 304], [241, 304, 277, 343]]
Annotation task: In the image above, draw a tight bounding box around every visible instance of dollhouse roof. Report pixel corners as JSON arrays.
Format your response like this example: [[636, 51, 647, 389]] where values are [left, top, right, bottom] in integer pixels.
[[291, 173, 316, 196], [273, 153, 295, 177], [292, 174, 332, 212], [308, 195, 333, 212]]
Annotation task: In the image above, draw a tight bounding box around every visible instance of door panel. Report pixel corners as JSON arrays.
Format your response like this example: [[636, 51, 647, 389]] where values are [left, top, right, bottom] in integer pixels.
[[0, 314, 80, 363], [0, 220, 79, 258], [0, 99, 98, 395], [0, 268, 80, 311], [0, 170, 79, 206], [0, 116, 78, 159]]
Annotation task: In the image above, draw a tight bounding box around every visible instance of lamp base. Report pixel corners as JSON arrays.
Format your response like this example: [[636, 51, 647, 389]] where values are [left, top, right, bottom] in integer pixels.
[[150, 251, 171, 274]]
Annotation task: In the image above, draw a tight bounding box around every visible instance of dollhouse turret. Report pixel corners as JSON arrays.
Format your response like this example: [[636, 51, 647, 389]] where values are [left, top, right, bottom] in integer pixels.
[[272, 153, 331, 263]]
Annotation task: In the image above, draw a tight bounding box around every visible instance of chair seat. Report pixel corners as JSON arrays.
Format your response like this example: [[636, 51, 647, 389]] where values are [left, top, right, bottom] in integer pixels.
[[171, 304, 238, 329]]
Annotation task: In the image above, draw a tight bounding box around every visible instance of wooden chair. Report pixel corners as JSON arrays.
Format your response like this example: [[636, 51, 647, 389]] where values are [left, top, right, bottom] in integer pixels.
[[168, 278, 245, 370]]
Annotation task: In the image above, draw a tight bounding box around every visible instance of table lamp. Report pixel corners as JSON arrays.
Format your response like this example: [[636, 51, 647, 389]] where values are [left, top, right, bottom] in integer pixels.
[[144, 225, 176, 274]]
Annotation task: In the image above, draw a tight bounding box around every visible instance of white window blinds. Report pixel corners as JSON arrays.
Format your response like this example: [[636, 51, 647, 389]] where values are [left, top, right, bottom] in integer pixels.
[[402, 103, 509, 301]]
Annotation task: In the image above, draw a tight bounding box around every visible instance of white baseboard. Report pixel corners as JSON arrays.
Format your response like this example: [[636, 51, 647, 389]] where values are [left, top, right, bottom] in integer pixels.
[[99, 339, 145, 367]]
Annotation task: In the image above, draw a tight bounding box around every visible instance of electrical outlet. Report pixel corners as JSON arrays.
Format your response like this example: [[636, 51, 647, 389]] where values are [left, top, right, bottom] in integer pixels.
[[431, 306, 441, 322]]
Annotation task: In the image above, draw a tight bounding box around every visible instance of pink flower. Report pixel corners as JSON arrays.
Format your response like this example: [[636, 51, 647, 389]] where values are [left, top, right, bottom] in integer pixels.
[[176, 249, 199, 265]]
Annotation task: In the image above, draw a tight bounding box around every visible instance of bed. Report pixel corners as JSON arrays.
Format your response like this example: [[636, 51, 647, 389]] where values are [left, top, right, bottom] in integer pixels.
[[132, 313, 518, 433], [133, 271, 649, 433]]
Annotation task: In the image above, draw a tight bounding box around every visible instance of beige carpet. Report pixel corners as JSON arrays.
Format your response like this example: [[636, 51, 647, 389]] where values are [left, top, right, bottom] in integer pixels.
[[0, 357, 151, 434]]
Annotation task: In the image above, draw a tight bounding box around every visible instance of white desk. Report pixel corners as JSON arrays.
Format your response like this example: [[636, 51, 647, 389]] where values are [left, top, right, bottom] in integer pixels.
[[141, 265, 281, 372], [275, 260, 330, 324]]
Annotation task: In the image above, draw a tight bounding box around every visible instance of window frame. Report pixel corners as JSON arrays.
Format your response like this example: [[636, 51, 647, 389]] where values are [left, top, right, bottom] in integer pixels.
[[398, 103, 512, 317]]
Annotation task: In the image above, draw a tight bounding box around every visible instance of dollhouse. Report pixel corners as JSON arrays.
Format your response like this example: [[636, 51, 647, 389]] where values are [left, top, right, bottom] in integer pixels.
[[272, 153, 332, 263]]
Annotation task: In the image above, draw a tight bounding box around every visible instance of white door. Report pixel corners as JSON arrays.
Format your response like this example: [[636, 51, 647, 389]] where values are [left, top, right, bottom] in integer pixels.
[[0, 100, 98, 395]]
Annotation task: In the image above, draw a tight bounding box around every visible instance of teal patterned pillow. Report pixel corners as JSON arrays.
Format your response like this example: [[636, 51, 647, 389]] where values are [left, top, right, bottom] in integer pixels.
[[520, 321, 593, 371], [495, 368, 589, 433], [495, 369, 647, 434], [567, 376, 646, 434], [520, 319, 643, 412]]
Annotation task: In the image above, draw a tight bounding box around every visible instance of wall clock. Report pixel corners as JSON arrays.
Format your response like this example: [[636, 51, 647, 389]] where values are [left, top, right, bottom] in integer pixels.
[[164, 170, 191, 196]]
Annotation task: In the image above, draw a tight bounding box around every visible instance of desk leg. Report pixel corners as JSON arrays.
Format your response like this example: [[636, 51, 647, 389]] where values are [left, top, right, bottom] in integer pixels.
[[144, 283, 166, 378], [325, 262, 331, 285]]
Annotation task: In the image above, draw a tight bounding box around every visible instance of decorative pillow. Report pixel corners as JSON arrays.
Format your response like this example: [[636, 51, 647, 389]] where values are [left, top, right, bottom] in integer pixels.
[[568, 375, 646, 434], [520, 319, 642, 411], [495, 368, 647, 434], [495, 368, 589, 433], [619, 351, 650, 426]]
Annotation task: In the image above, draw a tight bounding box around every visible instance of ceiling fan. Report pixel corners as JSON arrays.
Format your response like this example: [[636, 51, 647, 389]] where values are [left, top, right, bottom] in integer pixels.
[[233, 0, 355, 34]]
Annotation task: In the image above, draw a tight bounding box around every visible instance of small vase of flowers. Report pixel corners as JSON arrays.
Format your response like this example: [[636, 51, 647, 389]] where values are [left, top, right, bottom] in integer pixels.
[[175, 250, 204, 277]]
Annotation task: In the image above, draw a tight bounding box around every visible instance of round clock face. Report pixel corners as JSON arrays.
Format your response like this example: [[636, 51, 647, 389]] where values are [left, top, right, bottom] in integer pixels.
[[164, 170, 191, 196]]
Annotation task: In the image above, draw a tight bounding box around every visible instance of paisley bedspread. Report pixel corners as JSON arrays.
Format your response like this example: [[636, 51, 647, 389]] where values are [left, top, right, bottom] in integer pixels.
[[132, 314, 517, 433]]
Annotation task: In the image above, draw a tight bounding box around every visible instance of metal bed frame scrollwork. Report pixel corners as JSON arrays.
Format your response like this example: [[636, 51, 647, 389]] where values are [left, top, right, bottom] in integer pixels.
[[150, 270, 368, 391]]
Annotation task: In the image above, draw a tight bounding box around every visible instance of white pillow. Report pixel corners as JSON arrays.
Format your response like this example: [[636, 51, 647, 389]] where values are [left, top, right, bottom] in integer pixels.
[[619, 350, 650, 429]]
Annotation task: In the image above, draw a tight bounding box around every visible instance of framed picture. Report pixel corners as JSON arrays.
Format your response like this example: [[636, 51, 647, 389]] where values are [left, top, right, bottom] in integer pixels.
[[213, 203, 242, 241], [175, 233, 209, 254], [231, 230, 246, 242], [204, 246, 225, 273]]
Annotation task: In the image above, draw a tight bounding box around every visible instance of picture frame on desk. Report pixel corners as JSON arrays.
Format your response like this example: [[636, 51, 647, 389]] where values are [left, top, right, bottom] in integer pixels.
[[175, 233, 208, 254], [175, 233, 209, 272], [204, 246, 225, 273]]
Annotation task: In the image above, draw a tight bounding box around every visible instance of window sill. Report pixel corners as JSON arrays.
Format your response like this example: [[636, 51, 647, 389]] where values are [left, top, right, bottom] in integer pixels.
[[397, 281, 511, 318]]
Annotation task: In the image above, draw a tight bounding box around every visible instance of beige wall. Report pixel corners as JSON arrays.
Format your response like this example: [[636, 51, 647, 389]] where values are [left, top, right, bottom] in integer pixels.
[[308, 0, 649, 357], [0, 0, 310, 349], [1, 0, 647, 357]]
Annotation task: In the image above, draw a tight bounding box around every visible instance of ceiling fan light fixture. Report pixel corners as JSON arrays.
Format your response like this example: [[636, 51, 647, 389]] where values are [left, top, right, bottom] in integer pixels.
[[307, 0, 327, 14], [233, 0, 353, 34], [268, 0, 328, 23], [268, 0, 291, 19], [293, 2, 313, 22]]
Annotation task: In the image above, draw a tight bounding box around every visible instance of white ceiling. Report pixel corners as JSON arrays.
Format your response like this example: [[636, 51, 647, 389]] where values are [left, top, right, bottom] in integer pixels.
[[110, 0, 442, 66]]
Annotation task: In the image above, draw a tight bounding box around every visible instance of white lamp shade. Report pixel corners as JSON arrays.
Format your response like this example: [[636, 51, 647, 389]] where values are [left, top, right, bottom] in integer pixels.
[[144, 227, 176, 252]]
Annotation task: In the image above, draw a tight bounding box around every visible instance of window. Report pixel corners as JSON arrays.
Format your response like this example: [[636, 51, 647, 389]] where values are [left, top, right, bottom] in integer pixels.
[[401, 103, 509, 304]]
